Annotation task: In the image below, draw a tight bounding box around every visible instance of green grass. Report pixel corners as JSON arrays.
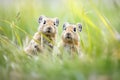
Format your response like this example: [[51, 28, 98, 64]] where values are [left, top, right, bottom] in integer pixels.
[[0, 0, 120, 80]]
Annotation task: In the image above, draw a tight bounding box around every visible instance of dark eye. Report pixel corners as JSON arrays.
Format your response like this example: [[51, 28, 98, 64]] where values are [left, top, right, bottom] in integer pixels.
[[54, 22, 56, 25], [73, 28, 76, 32], [34, 45, 38, 48], [43, 20, 46, 24]]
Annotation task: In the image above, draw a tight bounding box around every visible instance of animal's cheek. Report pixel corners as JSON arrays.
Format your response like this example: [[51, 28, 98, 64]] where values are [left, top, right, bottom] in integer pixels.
[[61, 33, 65, 39], [41, 24, 45, 28], [63, 32, 67, 37], [74, 35, 79, 40], [70, 33, 74, 37], [53, 27, 56, 32], [43, 27, 47, 32]]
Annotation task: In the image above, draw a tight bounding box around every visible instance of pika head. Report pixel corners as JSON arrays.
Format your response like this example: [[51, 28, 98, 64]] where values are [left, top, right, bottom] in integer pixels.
[[62, 22, 82, 45], [38, 15, 59, 36]]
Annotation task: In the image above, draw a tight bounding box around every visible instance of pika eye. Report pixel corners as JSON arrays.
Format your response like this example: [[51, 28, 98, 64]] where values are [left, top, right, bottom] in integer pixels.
[[73, 28, 76, 32], [34, 45, 38, 48], [43, 20, 46, 24], [54, 22, 56, 25]]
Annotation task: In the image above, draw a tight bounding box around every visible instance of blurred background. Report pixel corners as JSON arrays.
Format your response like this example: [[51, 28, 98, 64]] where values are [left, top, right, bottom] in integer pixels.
[[0, 0, 120, 80]]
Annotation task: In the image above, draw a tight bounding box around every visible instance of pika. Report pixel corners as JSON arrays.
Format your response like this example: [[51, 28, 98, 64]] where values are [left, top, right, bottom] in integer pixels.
[[25, 15, 59, 55], [59, 22, 82, 56], [38, 15, 59, 51]]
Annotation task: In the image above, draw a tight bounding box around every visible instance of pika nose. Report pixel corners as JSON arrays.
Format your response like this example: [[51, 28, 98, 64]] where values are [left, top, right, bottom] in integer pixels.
[[66, 33, 71, 36], [48, 27, 51, 31]]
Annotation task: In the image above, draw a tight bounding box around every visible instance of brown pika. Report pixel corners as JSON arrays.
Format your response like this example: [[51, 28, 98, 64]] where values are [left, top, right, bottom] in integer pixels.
[[60, 22, 82, 56], [25, 15, 59, 55], [38, 15, 59, 50]]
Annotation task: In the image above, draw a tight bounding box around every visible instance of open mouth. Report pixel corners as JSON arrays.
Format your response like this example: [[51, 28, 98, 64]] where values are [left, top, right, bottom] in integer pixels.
[[66, 36, 70, 39], [47, 30, 51, 33], [66, 36, 72, 40], [43, 31, 53, 35]]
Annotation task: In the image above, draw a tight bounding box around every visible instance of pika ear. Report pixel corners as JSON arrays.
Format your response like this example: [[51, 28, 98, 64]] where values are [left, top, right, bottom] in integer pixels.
[[77, 23, 82, 32], [38, 15, 46, 23], [54, 18, 59, 27], [63, 22, 69, 30]]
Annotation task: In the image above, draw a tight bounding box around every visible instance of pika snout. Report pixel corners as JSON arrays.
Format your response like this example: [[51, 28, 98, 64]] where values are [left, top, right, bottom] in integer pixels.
[[64, 32, 73, 40], [43, 26, 55, 34]]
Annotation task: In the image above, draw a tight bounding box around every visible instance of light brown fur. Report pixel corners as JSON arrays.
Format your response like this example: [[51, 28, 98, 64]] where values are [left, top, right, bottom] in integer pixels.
[[60, 22, 82, 56], [25, 15, 59, 55]]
